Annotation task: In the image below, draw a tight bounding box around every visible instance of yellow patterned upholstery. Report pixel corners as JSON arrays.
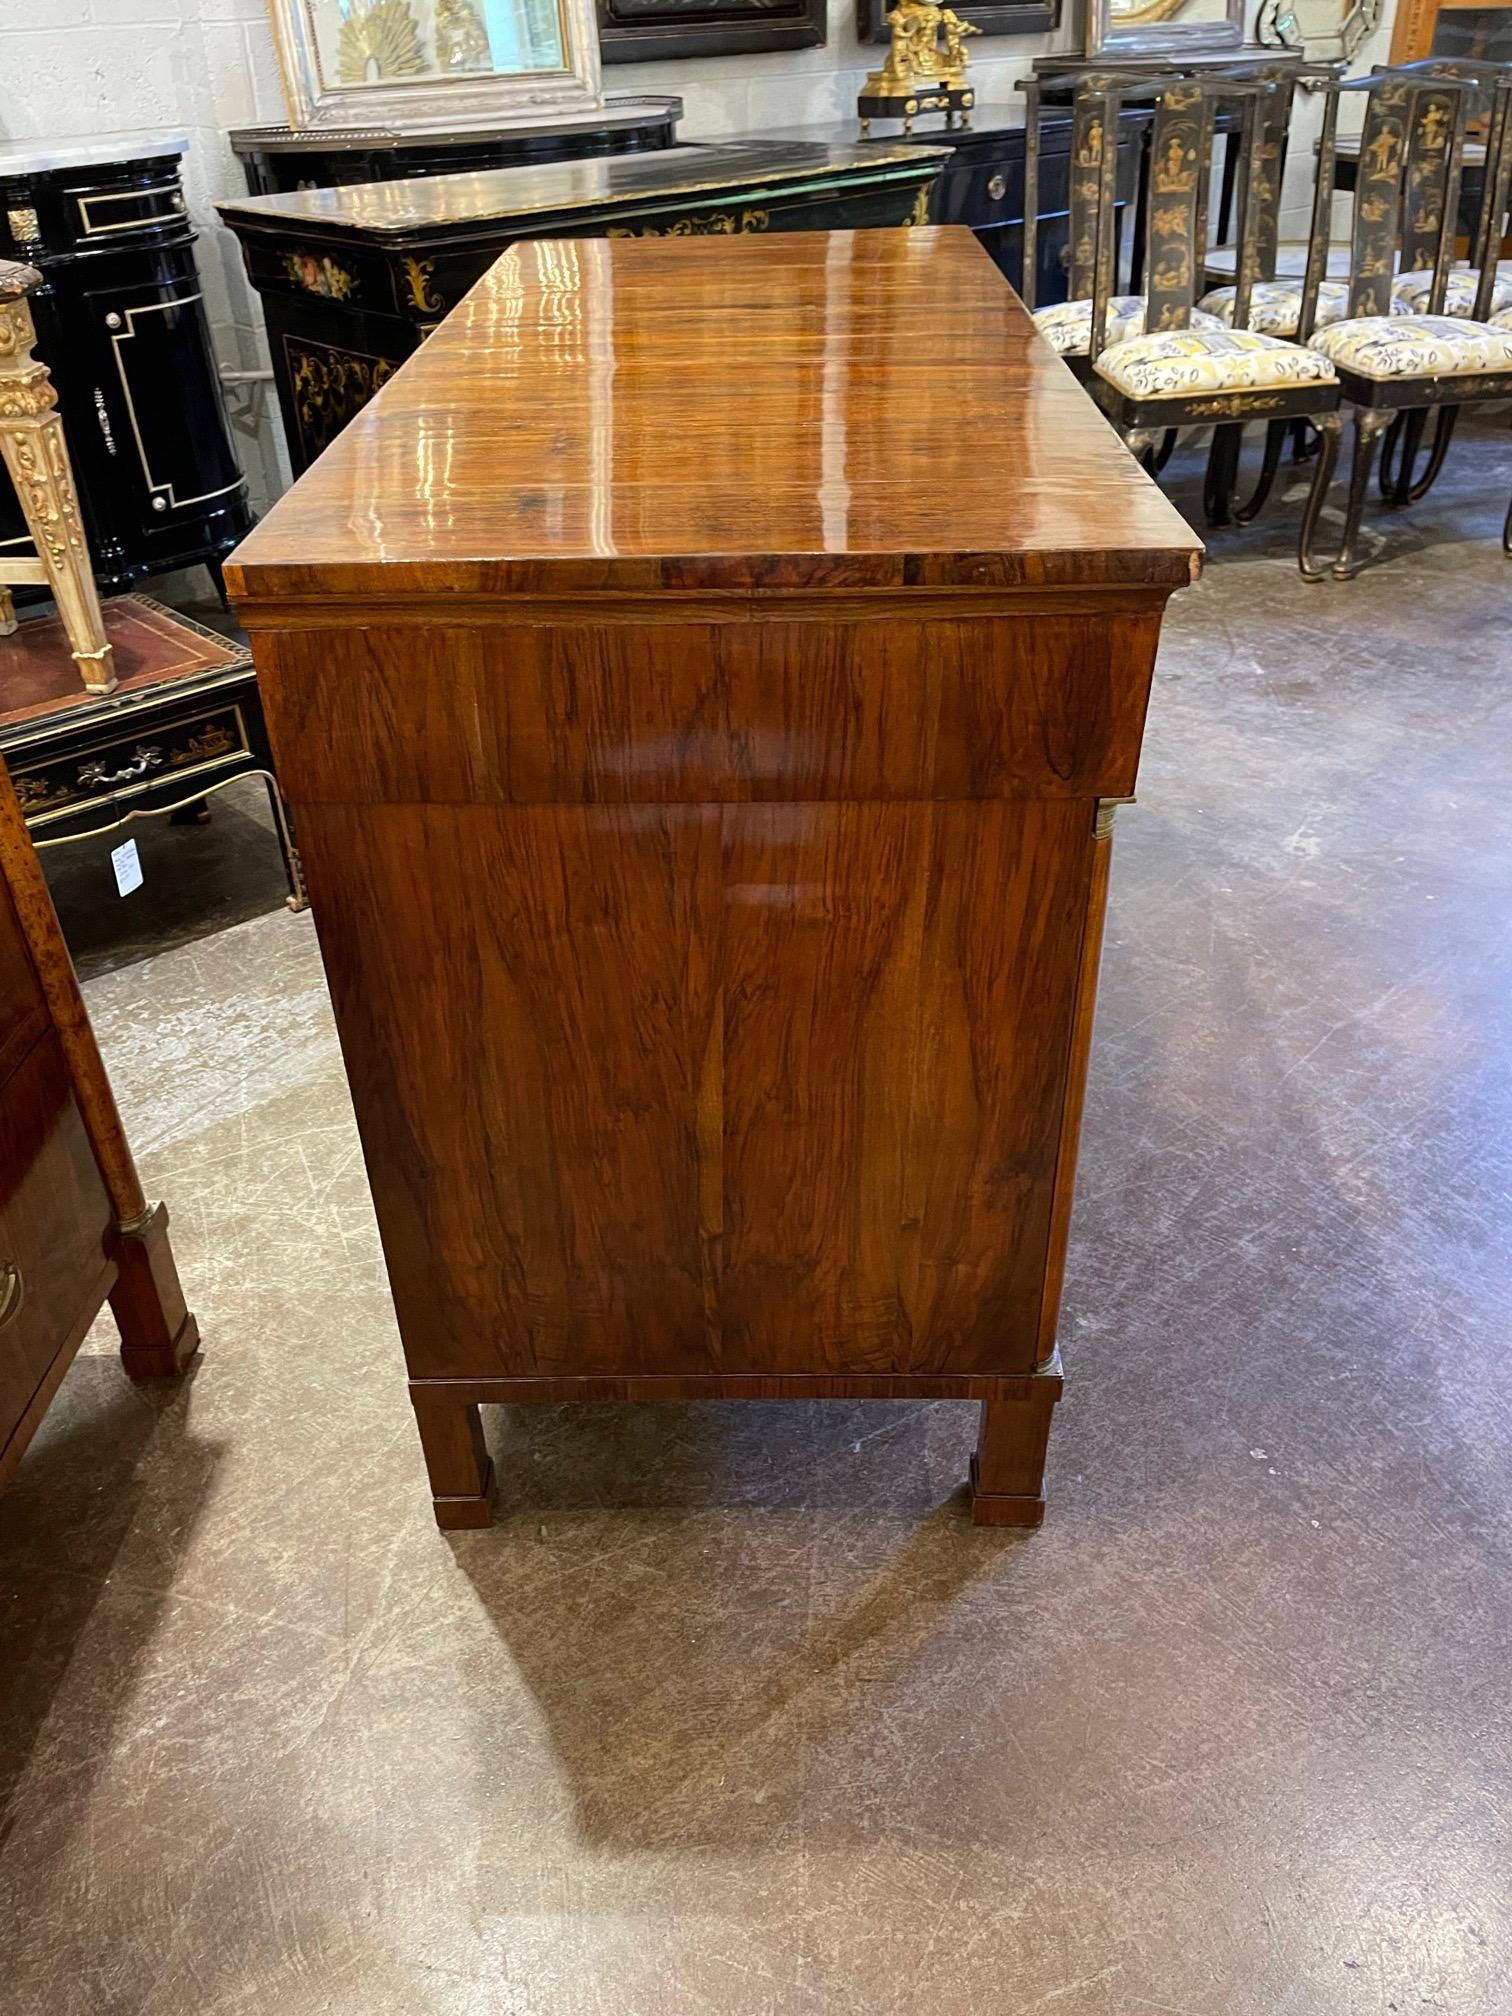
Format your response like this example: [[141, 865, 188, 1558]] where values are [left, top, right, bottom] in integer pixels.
[[1199, 278, 1350, 336], [1032, 294, 1222, 358], [1307, 314, 1512, 380], [1493, 307, 1512, 333], [1390, 267, 1512, 318], [1094, 326, 1337, 400]]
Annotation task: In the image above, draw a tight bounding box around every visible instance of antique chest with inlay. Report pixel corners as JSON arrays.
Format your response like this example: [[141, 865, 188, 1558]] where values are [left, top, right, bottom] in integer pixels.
[[227, 227, 1199, 1529]]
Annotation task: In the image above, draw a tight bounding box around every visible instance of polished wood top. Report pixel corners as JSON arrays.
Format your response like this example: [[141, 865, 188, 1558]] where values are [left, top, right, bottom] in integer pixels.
[[227, 228, 1201, 605], [214, 140, 946, 242]]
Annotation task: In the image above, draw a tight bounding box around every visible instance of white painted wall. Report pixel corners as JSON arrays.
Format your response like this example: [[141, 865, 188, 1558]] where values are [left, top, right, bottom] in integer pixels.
[[0, 0, 1400, 511], [0, 0, 292, 508]]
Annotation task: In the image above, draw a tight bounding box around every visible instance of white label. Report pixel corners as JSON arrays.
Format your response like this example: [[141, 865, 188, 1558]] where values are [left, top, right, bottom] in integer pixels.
[[111, 838, 143, 897]]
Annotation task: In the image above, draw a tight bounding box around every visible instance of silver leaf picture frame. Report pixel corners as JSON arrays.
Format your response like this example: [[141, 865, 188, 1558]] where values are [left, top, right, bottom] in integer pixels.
[[265, 0, 604, 133]]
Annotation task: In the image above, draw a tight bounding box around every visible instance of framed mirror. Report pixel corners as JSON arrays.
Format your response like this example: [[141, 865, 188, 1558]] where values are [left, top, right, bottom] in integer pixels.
[[1086, 0, 1243, 56], [265, 0, 604, 132], [1257, 0, 1382, 63]]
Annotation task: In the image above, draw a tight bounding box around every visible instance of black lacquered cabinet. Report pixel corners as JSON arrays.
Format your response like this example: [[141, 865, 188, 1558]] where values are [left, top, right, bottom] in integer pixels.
[[767, 112, 1142, 305], [0, 137, 252, 595], [229, 94, 682, 196], [218, 140, 945, 478]]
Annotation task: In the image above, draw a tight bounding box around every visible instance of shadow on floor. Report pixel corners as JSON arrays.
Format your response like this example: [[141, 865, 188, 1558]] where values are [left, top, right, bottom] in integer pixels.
[[0, 1359, 222, 1854], [447, 1398, 1020, 1855]]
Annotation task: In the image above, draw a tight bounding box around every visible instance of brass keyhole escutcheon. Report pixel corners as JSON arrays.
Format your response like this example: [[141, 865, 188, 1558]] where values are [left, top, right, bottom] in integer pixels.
[[987, 173, 1007, 200]]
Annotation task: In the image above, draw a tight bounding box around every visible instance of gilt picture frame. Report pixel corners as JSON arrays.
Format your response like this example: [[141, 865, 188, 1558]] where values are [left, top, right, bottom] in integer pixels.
[[1085, 0, 1243, 57], [264, 0, 605, 133]]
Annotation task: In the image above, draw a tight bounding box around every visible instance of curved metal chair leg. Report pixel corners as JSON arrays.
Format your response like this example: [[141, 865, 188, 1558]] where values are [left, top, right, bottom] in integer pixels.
[[1332, 407, 1396, 580], [1403, 405, 1458, 504], [1298, 412, 1343, 582], [1203, 423, 1243, 525], [1235, 418, 1288, 525]]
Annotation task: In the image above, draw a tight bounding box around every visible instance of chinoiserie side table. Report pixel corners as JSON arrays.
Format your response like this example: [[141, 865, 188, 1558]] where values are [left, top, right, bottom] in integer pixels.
[[227, 228, 1200, 1530]]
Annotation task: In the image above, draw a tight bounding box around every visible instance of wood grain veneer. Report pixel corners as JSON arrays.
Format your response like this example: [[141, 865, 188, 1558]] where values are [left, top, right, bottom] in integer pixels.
[[228, 226, 1200, 1529], [0, 756, 200, 1499]]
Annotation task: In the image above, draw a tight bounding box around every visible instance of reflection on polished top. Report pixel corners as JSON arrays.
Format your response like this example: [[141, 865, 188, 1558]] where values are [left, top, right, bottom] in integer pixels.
[[215, 140, 949, 240], [225, 228, 1202, 601]]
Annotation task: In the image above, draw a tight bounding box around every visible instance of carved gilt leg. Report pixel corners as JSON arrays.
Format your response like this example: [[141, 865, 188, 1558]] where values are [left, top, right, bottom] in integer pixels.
[[411, 1386, 496, 1530], [112, 1202, 201, 1379], [0, 586, 15, 636], [1297, 411, 1343, 583], [970, 1357, 1065, 1530], [1332, 406, 1396, 581], [0, 273, 114, 693]]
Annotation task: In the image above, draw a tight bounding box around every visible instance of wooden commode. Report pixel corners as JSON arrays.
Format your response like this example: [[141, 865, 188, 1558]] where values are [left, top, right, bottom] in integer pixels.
[[226, 227, 1200, 1530]]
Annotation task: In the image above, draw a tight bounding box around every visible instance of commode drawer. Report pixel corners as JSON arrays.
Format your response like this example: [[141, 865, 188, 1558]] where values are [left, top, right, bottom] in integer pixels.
[[0, 1031, 114, 1416]]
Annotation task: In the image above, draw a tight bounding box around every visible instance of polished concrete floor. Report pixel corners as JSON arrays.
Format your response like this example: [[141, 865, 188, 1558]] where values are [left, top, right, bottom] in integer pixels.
[[4, 429, 1512, 2015]]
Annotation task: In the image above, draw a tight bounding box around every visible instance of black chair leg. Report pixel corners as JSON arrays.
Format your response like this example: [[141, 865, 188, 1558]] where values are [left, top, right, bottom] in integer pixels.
[[1503, 487, 1512, 557], [1203, 423, 1243, 525], [1298, 413, 1343, 582], [1235, 419, 1288, 525], [1152, 428, 1179, 473], [1332, 407, 1397, 580], [1403, 406, 1458, 504], [1381, 407, 1451, 507]]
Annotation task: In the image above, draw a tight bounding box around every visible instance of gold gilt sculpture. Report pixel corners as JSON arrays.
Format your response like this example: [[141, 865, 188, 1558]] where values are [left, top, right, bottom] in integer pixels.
[[337, 0, 426, 84], [859, 0, 979, 135], [435, 0, 492, 71]]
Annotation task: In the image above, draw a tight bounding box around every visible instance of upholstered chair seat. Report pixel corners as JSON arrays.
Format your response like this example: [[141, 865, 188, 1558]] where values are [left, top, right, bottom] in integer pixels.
[[1198, 278, 1351, 336], [1093, 325, 1338, 400], [1307, 314, 1512, 380], [1033, 294, 1223, 358], [1389, 266, 1512, 317]]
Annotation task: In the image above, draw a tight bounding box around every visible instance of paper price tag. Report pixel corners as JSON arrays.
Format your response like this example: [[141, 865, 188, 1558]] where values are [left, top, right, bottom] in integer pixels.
[[111, 838, 143, 897]]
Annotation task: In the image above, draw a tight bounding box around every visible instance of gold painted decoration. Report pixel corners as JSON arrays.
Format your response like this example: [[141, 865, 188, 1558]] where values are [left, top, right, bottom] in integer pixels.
[[287, 338, 395, 461], [606, 209, 771, 238], [402, 255, 446, 313], [336, 0, 426, 84]]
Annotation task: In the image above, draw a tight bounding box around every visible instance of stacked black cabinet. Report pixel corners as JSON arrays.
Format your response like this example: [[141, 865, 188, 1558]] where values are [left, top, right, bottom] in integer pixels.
[[0, 137, 252, 595]]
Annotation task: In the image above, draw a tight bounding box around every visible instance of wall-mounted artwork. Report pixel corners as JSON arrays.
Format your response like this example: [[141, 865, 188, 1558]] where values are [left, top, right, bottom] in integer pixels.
[[857, 0, 1060, 47], [598, 0, 826, 63], [264, 0, 603, 130]]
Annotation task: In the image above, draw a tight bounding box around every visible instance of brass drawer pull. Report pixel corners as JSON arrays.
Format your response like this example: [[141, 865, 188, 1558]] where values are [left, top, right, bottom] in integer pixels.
[[0, 1262, 23, 1330], [987, 173, 1007, 201]]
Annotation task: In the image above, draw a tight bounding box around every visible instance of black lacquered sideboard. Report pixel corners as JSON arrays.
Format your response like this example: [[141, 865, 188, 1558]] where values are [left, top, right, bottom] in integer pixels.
[[217, 140, 947, 477], [229, 93, 683, 196], [0, 135, 252, 596]]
